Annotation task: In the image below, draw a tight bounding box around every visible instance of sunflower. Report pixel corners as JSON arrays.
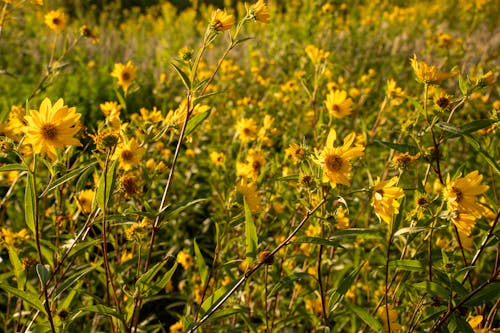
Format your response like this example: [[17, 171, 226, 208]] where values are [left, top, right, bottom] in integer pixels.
[[236, 148, 266, 180], [410, 54, 455, 84], [235, 118, 258, 142], [237, 179, 262, 213], [250, 0, 270, 24], [443, 171, 489, 216], [325, 89, 353, 118], [114, 138, 146, 171], [314, 130, 364, 187], [371, 177, 405, 223], [44, 9, 66, 33], [23, 98, 81, 159], [210, 9, 235, 31], [110, 61, 137, 94]]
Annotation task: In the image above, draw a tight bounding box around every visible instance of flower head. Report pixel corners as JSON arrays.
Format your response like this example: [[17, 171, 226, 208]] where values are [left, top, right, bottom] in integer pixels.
[[285, 143, 306, 164], [314, 130, 364, 187], [410, 54, 455, 84], [237, 179, 262, 213], [210, 151, 225, 167], [23, 98, 81, 159], [237, 148, 266, 180], [76, 189, 95, 214], [44, 9, 66, 32], [114, 138, 146, 171], [325, 90, 353, 118], [305, 45, 330, 64], [177, 250, 193, 270], [443, 171, 489, 216], [211, 9, 235, 31], [250, 0, 270, 24], [110, 61, 137, 94], [371, 177, 405, 223], [235, 118, 258, 142]]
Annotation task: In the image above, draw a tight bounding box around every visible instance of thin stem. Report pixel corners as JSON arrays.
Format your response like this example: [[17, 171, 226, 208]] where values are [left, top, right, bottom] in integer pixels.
[[264, 265, 269, 333], [187, 198, 327, 333], [317, 243, 328, 326], [384, 221, 394, 333]]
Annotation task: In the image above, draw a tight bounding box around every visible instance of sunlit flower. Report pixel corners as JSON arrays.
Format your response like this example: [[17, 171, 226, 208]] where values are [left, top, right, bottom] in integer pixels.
[[125, 218, 150, 241], [3, 105, 26, 139], [443, 171, 489, 216], [433, 89, 453, 111], [114, 138, 146, 171], [237, 148, 266, 180], [237, 179, 262, 213], [392, 152, 420, 169], [110, 61, 137, 94], [23, 98, 81, 159], [371, 177, 405, 223], [211, 9, 235, 31], [210, 151, 225, 167], [305, 44, 330, 64], [235, 118, 258, 142], [410, 54, 455, 84], [285, 143, 306, 164], [177, 250, 193, 270], [44, 9, 66, 33], [335, 205, 350, 229], [99, 101, 122, 117], [80, 25, 99, 44], [0, 227, 30, 247], [314, 130, 364, 187], [325, 89, 353, 118], [250, 0, 270, 24], [386, 79, 404, 98], [76, 189, 95, 214], [377, 305, 403, 332]]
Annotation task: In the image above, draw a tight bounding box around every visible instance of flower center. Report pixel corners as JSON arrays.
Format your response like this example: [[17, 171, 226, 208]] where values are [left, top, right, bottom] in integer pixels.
[[41, 124, 58, 140], [451, 186, 463, 202], [121, 149, 134, 162], [325, 154, 343, 171], [252, 160, 262, 173], [121, 72, 131, 81], [52, 18, 60, 25]]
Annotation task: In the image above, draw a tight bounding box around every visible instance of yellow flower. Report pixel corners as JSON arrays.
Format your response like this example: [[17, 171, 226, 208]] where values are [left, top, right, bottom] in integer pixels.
[[305, 44, 330, 64], [100, 101, 122, 116], [44, 9, 66, 33], [211, 9, 235, 31], [0, 227, 30, 247], [443, 171, 489, 217], [314, 130, 364, 188], [285, 143, 305, 164], [237, 179, 262, 213], [236, 148, 266, 180], [76, 189, 95, 214], [169, 320, 183, 333], [377, 305, 403, 332], [336, 205, 350, 229], [235, 118, 258, 142], [80, 25, 100, 44], [410, 54, 455, 84], [177, 250, 193, 270], [3, 105, 26, 139], [114, 138, 146, 171], [110, 61, 137, 94], [386, 79, 404, 98], [250, 0, 270, 24], [209, 151, 225, 167], [325, 89, 353, 118], [371, 177, 405, 223], [23, 98, 81, 159]]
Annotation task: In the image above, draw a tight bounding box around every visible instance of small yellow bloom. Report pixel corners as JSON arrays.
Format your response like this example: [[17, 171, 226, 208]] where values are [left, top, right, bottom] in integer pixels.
[[410, 54, 455, 84], [80, 25, 100, 44], [76, 189, 95, 214], [23, 98, 81, 159], [250, 0, 270, 24], [377, 305, 403, 331], [114, 138, 146, 171], [325, 90, 353, 118], [305, 44, 330, 64], [211, 9, 235, 31], [0, 227, 30, 247], [314, 130, 364, 188], [177, 250, 193, 270], [169, 320, 183, 333], [335, 205, 350, 229], [235, 118, 258, 142], [443, 171, 489, 217], [285, 143, 305, 164], [110, 61, 137, 94], [237, 179, 262, 213], [44, 9, 66, 33], [371, 177, 405, 223], [236, 148, 265, 180], [209, 151, 225, 167]]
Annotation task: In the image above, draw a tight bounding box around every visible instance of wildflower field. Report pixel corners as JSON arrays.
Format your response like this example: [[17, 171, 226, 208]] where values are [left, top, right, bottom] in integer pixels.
[[0, 0, 499, 332]]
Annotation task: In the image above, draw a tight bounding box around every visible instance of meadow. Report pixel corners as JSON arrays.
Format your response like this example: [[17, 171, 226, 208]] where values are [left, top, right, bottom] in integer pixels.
[[0, 0, 499, 332]]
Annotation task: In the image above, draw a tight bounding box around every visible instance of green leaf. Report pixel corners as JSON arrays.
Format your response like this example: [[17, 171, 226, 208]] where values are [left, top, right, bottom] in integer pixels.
[[78, 304, 124, 321], [448, 312, 474, 333], [24, 173, 36, 235], [201, 279, 238, 314], [194, 239, 209, 283], [459, 74, 468, 96], [186, 108, 211, 135], [193, 91, 224, 105], [388, 259, 425, 272], [269, 272, 310, 296], [136, 260, 178, 298], [233, 36, 254, 46], [448, 119, 497, 138], [244, 199, 258, 262], [394, 226, 428, 237], [41, 161, 97, 196], [295, 229, 382, 247], [171, 63, 191, 90], [0, 283, 46, 313], [8, 246, 26, 289], [0, 163, 28, 172], [36, 264, 51, 287], [344, 302, 384, 332], [412, 281, 449, 299], [375, 140, 419, 155], [463, 136, 500, 176], [158, 198, 206, 226], [95, 159, 118, 211], [463, 281, 500, 306], [54, 266, 95, 300], [329, 264, 363, 310]]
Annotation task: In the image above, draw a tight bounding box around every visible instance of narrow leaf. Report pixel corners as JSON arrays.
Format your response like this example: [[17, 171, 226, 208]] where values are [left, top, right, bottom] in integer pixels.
[[269, 272, 310, 296], [244, 199, 258, 262], [0, 283, 46, 313], [344, 302, 384, 332], [41, 161, 97, 196], [201, 280, 238, 314], [375, 140, 419, 155], [24, 173, 36, 235], [388, 259, 424, 272], [329, 264, 363, 309], [463, 281, 500, 306], [171, 63, 191, 90], [194, 239, 209, 283], [412, 281, 449, 299], [186, 108, 211, 135], [95, 159, 118, 211], [8, 247, 26, 289], [0, 164, 28, 172], [36, 264, 51, 287], [78, 304, 124, 321]]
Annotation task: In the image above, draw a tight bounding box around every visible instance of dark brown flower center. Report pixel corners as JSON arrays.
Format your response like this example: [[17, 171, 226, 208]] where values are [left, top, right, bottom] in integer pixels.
[[325, 154, 343, 171], [121, 149, 134, 162], [41, 124, 58, 140], [435, 97, 450, 109], [121, 72, 131, 81], [52, 18, 60, 25], [451, 186, 463, 202]]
